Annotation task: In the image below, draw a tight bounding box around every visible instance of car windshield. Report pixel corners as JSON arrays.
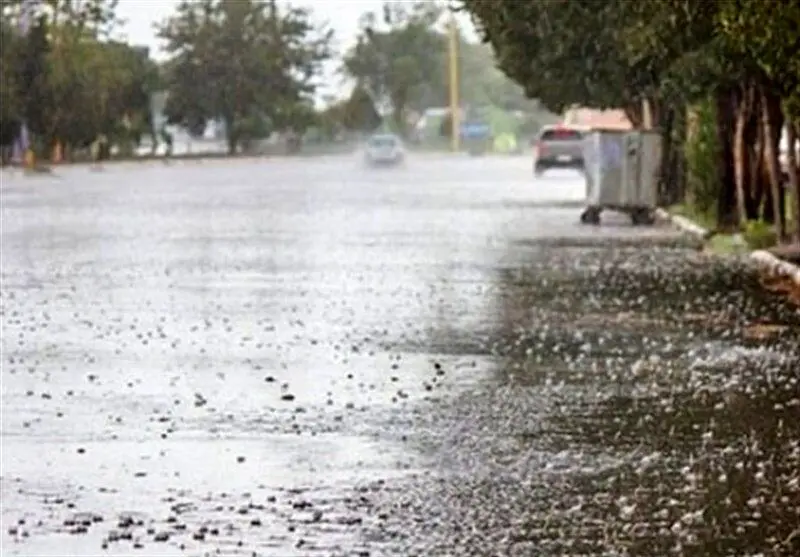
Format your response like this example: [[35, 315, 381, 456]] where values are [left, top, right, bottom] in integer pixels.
[[540, 128, 583, 141], [368, 136, 398, 148]]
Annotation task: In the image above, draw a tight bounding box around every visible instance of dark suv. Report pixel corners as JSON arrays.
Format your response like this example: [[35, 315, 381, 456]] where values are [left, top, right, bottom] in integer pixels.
[[532, 125, 587, 176]]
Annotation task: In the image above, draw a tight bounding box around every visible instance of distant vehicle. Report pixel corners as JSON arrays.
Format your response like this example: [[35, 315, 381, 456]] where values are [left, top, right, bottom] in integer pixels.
[[461, 121, 491, 157], [532, 125, 588, 176], [364, 133, 405, 167]]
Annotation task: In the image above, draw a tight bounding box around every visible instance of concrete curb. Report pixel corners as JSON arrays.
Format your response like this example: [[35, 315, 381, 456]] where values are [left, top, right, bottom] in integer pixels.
[[653, 208, 712, 239], [655, 208, 800, 288], [750, 249, 800, 287]]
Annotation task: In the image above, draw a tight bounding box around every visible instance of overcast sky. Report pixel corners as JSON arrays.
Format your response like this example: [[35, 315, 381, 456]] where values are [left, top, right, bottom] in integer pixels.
[[114, 0, 476, 101], [116, 0, 384, 59]]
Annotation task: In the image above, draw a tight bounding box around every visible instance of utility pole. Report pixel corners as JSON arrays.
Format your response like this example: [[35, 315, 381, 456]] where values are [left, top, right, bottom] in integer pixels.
[[448, 14, 460, 152]]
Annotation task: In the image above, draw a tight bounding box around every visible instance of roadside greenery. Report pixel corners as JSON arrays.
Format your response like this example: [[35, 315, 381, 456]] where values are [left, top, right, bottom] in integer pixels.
[[1, 0, 158, 160], [1, 0, 548, 162], [157, 0, 332, 155], [0, 0, 333, 160], [339, 1, 547, 138], [461, 0, 800, 246]]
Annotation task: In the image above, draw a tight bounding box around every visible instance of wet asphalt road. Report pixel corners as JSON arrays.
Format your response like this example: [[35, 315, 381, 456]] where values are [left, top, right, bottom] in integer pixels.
[[1, 155, 799, 557]]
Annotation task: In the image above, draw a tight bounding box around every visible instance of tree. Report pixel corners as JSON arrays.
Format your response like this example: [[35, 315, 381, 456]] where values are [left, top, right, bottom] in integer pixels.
[[1, 0, 160, 161], [458, 40, 540, 113], [461, 1, 712, 125], [342, 2, 551, 139], [343, 2, 443, 136], [46, 31, 155, 149], [314, 86, 382, 142], [714, 0, 800, 242], [1, 12, 23, 151], [158, 0, 332, 154], [340, 85, 382, 132]]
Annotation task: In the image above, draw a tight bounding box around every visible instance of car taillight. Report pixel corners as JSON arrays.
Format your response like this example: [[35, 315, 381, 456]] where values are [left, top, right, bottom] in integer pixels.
[[535, 142, 546, 156]]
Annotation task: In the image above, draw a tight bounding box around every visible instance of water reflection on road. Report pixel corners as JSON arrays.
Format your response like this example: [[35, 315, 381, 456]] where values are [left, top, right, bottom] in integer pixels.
[[1, 156, 798, 556]]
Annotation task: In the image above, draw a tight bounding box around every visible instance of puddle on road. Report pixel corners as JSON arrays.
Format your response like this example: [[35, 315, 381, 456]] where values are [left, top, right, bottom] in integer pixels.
[[2, 435, 422, 556]]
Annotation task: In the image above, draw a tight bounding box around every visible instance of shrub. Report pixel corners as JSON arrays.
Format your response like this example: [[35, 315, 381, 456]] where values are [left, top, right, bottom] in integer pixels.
[[684, 99, 720, 216], [743, 220, 778, 249]]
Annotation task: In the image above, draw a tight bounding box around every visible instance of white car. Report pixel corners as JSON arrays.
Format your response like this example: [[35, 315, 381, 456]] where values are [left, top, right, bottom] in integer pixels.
[[364, 133, 405, 166]]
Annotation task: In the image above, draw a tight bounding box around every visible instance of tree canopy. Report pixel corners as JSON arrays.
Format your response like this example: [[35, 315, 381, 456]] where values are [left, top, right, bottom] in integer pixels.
[[1, 0, 158, 157], [341, 1, 537, 136], [0, 0, 334, 160], [157, 0, 333, 154]]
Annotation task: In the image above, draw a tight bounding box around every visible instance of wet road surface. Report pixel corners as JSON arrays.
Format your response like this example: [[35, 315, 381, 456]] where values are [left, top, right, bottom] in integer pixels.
[[2, 155, 799, 556]]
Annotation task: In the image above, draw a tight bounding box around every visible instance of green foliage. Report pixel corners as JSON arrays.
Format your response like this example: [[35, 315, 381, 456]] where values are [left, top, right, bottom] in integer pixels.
[[343, 2, 443, 135], [234, 111, 273, 142], [684, 100, 720, 216], [461, 0, 718, 118], [743, 220, 779, 249], [669, 203, 716, 232], [0, 0, 159, 158], [462, 1, 622, 114], [158, 0, 333, 154], [0, 17, 22, 146], [341, 86, 382, 132], [342, 2, 535, 136], [458, 41, 539, 112], [706, 234, 750, 255], [317, 86, 382, 139]]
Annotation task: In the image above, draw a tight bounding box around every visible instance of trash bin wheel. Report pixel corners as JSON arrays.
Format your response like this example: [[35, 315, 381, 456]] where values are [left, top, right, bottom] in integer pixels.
[[580, 208, 601, 225], [630, 208, 655, 226]]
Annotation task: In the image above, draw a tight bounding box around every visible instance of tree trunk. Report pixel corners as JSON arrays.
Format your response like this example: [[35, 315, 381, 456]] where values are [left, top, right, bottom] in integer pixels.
[[759, 83, 786, 241], [685, 105, 700, 207], [750, 159, 767, 220], [657, 104, 685, 206], [747, 100, 765, 220], [672, 107, 688, 205], [763, 174, 776, 222], [224, 115, 238, 155], [391, 92, 407, 137], [733, 85, 751, 228], [642, 97, 660, 130], [624, 101, 644, 129], [715, 88, 738, 231], [786, 122, 800, 244]]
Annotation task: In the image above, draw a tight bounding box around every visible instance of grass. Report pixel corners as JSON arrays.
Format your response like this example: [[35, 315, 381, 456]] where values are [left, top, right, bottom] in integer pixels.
[[668, 203, 716, 231], [669, 199, 800, 255], [706, 234, 750, 255], [668, 203, 780, 255]]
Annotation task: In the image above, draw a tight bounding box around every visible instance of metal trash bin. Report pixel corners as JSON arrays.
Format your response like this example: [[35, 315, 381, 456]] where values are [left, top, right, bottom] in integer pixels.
[[580, 129, 662, 226]]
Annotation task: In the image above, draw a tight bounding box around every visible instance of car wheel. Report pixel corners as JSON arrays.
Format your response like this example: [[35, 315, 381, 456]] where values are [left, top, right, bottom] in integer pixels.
[[534, 165, 546, 177]]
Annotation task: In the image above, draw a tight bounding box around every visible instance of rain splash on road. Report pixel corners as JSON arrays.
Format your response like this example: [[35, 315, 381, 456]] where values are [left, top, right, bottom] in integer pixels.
[[1, 155, 799, 556]]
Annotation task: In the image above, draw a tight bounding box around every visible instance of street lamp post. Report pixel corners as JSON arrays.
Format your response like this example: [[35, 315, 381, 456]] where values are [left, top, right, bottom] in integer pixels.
[[448, 14, 460, 152]]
